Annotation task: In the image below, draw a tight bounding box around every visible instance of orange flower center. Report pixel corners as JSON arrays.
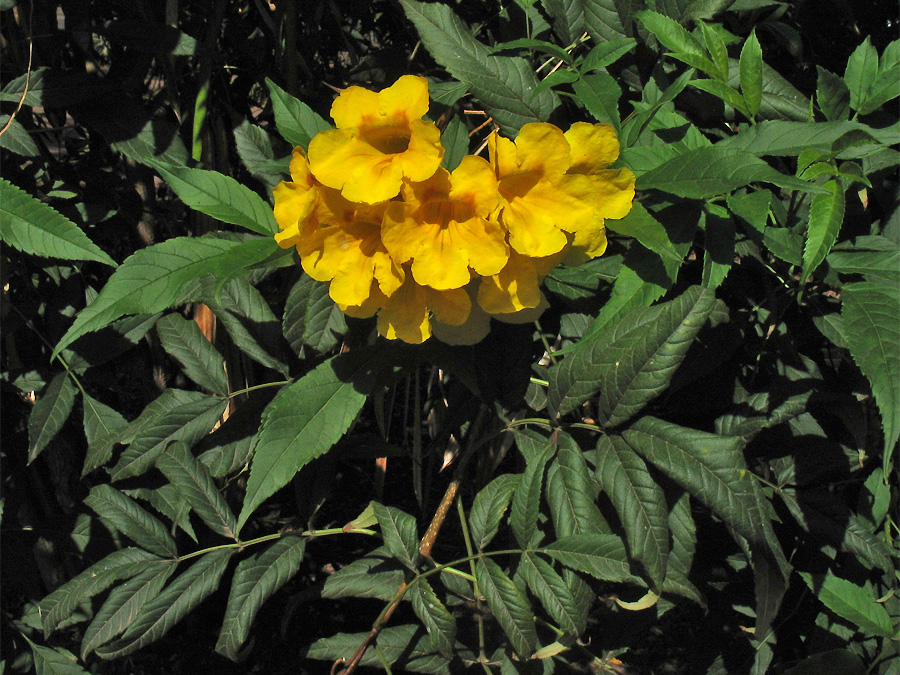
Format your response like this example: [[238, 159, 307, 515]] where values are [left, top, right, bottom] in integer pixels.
[[363, 125, 412, 155]]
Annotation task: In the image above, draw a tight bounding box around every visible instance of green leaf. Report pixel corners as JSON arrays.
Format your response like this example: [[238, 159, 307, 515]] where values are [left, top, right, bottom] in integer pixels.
[[373, 502, 420, 570], [39, 547, 161, 636], [716, 120, 896, 157], [0, 114, 40, 156], [572, 244, 673, 352], [844, 37, 879, 113], [571, 72, 622, 133], [491, 37, 574, 65], [27, 371, 77, 464], [266, 78, 332, 150], [439, 116, 470, 172], [623, 417, 768, 549], [842, 282, 900, 466], [110, 394, 226, 480], [550, 286, 721, 423], [781, 489, 893, 572], [282, 273, 347, 355], [859, 64, 900, 115], [543, 0, 584, 44], [739, 29, 763, 116], [510, 439, 555, 548], [798, 571, 894, 637], [127, 485, 196, 542], [202, 276, 290, 375], [237, 348, 381, 531], [827, 235, 899, 284], [540, 534, 641, 584], [661, 491, 705, 606], [156, 441, 237, 540], [701, 204, 735, 289], [146, 160, 276, 236], [307, 624, 469, 674], [592, 436, 669, 589], [52, 236, 243, 357], [410, 578, 456, 658], [96, 549, 233, 659], [469, 474, 520, 551], [605, 201, 682, 264], [85, 485, 178, 558], [475, 558, 537, 657], [234, 121, 285, 185], [580, 37, 637, 73], [25, 640, 90, 675], [689, 79, 752, 117], [215, 537, 306, 660], [81, 561, 176, 659], [81, 393, 128, 476], [817, 66, 851, 121], [547, 432, 607, 536], [583, 0, 628, 42], [156, 313, 228, 395], [322, 546, 406, 601], [699, 21, 729, 81], [0, 179, 117, 267], [801, 179, 845, 281], [400, 0, 559, 133], [638, 146, 827, 199], [635, 10, 705, 58], [518, 552, 583, 635]]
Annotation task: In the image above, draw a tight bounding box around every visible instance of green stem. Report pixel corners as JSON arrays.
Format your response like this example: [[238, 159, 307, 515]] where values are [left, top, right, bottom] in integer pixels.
[[174, 527, 377, 562], [223, 379, 293, 399]]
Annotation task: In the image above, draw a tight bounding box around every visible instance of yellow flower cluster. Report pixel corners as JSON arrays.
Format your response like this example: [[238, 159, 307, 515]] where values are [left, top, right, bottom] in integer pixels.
[[274, 76, 635, 344]]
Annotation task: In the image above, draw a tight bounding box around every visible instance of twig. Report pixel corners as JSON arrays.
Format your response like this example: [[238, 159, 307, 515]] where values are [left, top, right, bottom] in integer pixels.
[[0, 2, 34, 138]]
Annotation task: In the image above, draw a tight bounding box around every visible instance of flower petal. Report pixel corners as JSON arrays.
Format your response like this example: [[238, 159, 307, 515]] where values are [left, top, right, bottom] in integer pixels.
[[590, 168, 636, 220], [492, 292, 550, 324], [450, 155, 501, 216], [501, 182, 570, 257], [308, 128, 403, 203], [396, 119, 444, 183], [273, 181, 318, 249], [330, 86, 381, 129], [427, 286, 471, 326], [378, 279, 431, 343], [376, 75, 430, 123], [432, 302, 491, 345], [565, 122, 620, 173], [509, 123, 570, 178]]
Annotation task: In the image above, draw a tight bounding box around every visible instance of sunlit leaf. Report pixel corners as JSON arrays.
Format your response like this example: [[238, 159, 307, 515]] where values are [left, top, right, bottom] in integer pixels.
[[410, 577, 456, 658], [400, 0, 559, 133], [0, 179, 117, 267], [801, 179, 845, 281], [842, 281, 900, 466], [540, 534, 641, 584], [266, 78, 332, 150], [798, 571, 894, 637], [373, 502, 420, 570], [237, 348, 383, 532]]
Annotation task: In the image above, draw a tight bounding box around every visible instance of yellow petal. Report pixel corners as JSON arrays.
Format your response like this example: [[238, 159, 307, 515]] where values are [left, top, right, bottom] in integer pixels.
[[590, 168, 636, 220], [396, 119, 444, 183], [273, 181, 318, 249], [488, 131, 519, 179], [510, 123, 570, 178], [432, 302, 491, 345], [427, 286, 471, 326], [501, 183, 570, 257], [376, 75, 430, 124], [451, 214, 508, 278], [492, 292, 550, 323], [477, 252, 544, 313], [308, 128, 403, 204], [288, 147, 314, 184], [569, 221, 609, 259], [330, 86, 381, 129], [340, 284, 388, 319], [450, 155, 501, 216], [565, 122, 620, 173], [329, 254, 376, 306], [378, 279, 431, 343]]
